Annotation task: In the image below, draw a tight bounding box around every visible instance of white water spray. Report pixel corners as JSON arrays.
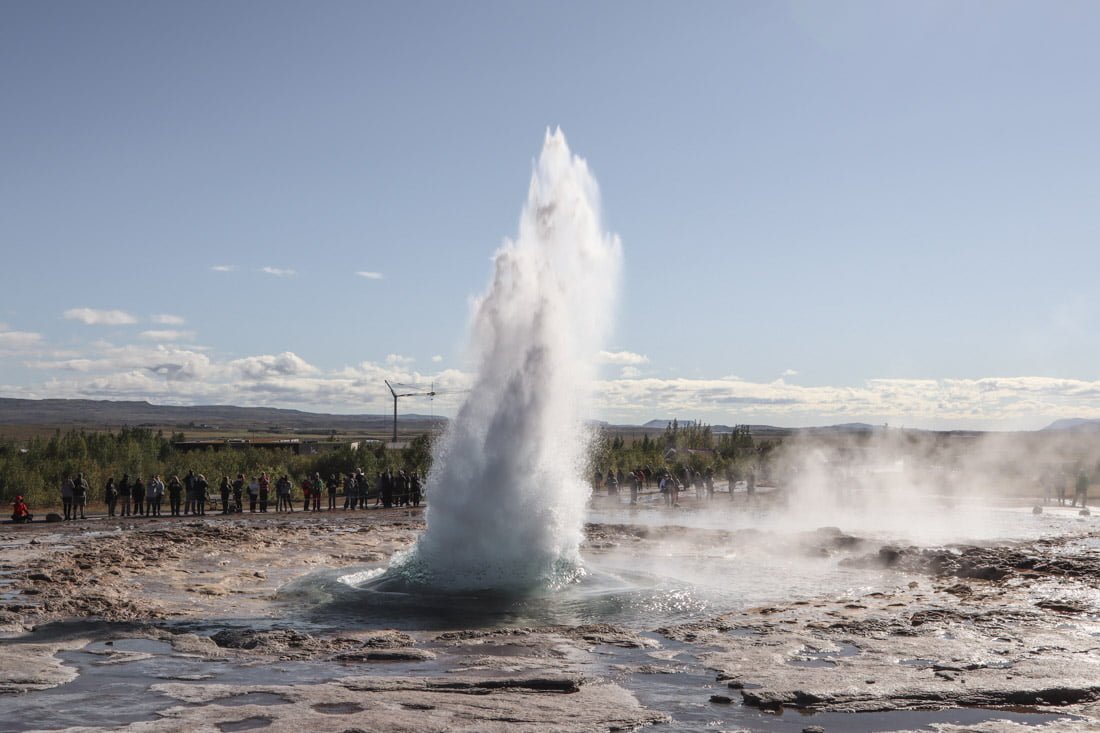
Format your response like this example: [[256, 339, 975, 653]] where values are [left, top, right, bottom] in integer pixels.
[[390, 129, 621, 592]]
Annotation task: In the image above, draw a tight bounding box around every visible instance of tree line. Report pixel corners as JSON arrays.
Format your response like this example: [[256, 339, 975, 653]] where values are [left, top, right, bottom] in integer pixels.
[[0, 428, 433, 506]]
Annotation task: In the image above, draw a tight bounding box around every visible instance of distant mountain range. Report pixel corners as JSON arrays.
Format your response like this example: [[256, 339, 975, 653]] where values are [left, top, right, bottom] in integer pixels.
[[1042, 418, 1100, 432], [0, 398, 441, 433], [639, 418, 877, 435], [0, 397, 1088, 436]]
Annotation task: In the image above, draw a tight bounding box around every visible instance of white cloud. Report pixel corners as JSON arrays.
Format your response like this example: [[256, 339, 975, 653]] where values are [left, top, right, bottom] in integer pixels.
[[386, 354, 415, 366], [598, 350, 649, 365], [260, 266, 296, 277], [210, 265, 236, 272], [140, 330, 197, 342], [431, 355, 443, 363], [151, 314, 185, 325], [356, 271, 384, 280], [0, 329, 43, 352], [620, 366, 642, 378], [230, 351, 318, 379], [782, 368, 799, 377], [63, 308, 137, 326]]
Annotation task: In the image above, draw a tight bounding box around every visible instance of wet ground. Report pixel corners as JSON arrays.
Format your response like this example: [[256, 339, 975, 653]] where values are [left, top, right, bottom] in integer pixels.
[[2, 490, 1099, 732]]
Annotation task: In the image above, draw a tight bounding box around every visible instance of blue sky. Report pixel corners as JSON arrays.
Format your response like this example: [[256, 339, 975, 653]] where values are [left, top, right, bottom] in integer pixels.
[[2, 1, 1100, 429]]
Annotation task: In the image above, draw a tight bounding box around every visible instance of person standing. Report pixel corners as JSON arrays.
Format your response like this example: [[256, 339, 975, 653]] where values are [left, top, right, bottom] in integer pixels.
[[343, 473, 356, 510], [183, 470, 195, 515], [410, 472, 422, 507], [311, 473, 323, 512], [60, 476, 75, 521], [232, 474, 245, 513], [104, 477, 118, 517], [258, 473, 270, 513], [327, 473, 339, 511], [195, 474, 209, 515], [132, 476, 146, 517], [168, 475, 183, 516], [148, 475, 164, 517], [73, 473, 89, 519], [381, 469, 394, 508], [118, 473, 132, 517], [219, 476, 232, 514]]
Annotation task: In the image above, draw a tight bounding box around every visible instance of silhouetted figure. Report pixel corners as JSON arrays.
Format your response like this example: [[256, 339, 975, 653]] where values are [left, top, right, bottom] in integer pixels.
[[133, 477, 146, 517], [60, 477, 74, 520], [220, 476, 232, 514], [1074, 471, 1089, 508], [118, 474, 132, 517], [104, 477, 118, 517], [168, 475, 183, 516]]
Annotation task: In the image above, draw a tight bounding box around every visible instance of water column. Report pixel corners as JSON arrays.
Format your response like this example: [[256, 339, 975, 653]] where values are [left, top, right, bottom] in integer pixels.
[[391, 129, 622, 592]]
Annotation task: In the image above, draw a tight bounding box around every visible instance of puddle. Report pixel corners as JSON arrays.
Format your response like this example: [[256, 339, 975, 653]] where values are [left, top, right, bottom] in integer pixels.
[[312, 702, 364, 714], [216, 692, 291, 707], [725, 627, 763, 638], [0, 637, 362, 733], [899, 657, 937, 667], [788, 642, 861, 668], [217, 717, 272, 732]]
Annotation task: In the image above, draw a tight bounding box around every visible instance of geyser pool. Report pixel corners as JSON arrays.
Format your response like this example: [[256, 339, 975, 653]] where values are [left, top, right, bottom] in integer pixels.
[[380, 129, 621, 593]]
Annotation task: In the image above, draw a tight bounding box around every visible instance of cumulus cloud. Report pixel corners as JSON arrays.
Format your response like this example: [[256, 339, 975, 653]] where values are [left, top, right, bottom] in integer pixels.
[[210, 265, 236, 272], [140, 330, 197, 342], [782, 368, 799, 377], [151, 314, 185, 325], [386, 354, 415, 366], [598, 350, 649, 365], [260, 266, 296, 277], [431, 355, 443, 363], [0, 329, 43, 352], [356, 271, 384, 280], [230, 352, 318, 379], [63, 308, 137, 326]]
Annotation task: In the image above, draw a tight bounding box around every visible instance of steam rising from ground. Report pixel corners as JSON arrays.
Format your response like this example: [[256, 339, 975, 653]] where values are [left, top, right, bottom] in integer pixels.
[[761, 428, 1099, 544], [391, 129, 621, 592]]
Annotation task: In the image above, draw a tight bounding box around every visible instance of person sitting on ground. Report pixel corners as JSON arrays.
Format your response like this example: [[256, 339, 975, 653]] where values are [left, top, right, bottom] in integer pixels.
[[11, 496, 32, 524]]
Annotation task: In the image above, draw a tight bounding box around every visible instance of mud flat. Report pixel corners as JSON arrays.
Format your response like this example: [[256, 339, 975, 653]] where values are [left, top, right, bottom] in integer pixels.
[[1, 507, 1099, 732]]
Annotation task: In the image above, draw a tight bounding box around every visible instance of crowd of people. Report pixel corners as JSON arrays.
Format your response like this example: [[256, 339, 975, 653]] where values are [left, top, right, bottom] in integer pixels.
[[10, 468, 426, 522], [592, 465, 756, 507]]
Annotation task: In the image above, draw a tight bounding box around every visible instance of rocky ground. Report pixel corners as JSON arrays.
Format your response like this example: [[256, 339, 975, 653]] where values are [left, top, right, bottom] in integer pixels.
[[1, 506, 1099, 732]]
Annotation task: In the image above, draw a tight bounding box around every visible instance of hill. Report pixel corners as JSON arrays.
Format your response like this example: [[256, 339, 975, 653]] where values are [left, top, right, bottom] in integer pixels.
[[0, 398, 442, 434], [1042, 418, 1100, 432]]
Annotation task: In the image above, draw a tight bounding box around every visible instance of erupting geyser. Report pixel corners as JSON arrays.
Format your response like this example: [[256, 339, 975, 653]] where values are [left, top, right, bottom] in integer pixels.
[[387, 129, 621, 593]]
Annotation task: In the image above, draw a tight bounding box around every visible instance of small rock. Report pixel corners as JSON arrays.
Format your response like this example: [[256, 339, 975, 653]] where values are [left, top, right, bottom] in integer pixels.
[[709, 694, 733, 704], [803, 727, 826, 733], [253, 571, 266, 579]]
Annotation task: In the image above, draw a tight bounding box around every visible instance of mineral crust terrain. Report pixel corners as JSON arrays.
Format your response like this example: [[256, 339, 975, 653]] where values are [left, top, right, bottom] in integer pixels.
[[1, 507, 1099, 732]]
